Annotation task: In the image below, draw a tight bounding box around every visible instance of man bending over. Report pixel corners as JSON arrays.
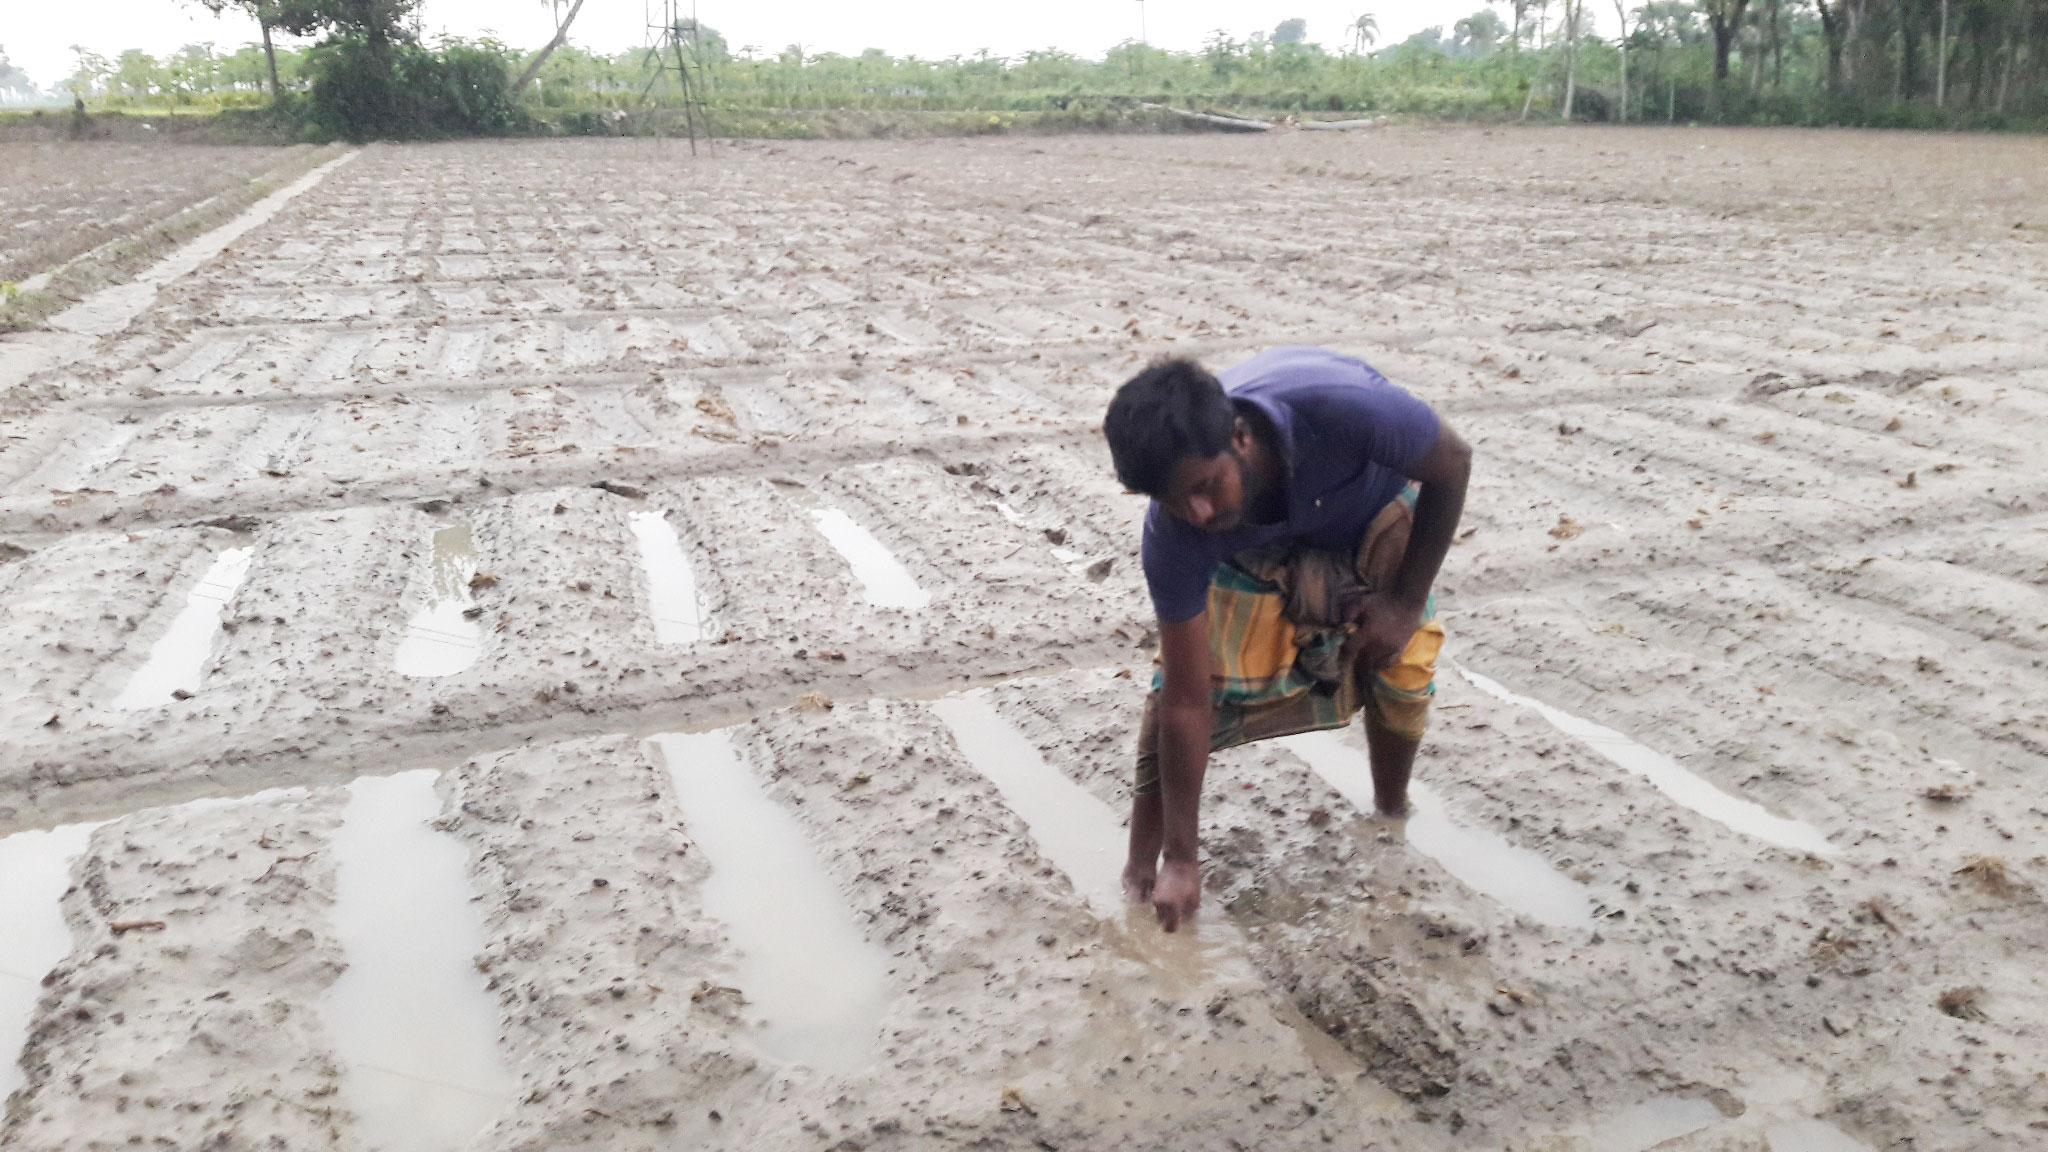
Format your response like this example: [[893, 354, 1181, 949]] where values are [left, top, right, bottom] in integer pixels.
[[1103, 347, 1471, 931]]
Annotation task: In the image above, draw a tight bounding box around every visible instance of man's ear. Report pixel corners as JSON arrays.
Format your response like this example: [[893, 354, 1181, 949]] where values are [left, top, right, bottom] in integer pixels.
[[1231, 417, 1254, 454]]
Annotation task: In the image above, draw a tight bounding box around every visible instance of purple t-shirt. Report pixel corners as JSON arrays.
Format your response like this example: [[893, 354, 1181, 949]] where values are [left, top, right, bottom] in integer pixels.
[[1141, 347, 1442, 624]]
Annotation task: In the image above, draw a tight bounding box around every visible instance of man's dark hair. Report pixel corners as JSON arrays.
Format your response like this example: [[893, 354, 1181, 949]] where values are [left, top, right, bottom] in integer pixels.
[[1103, 358, 1235, 497]]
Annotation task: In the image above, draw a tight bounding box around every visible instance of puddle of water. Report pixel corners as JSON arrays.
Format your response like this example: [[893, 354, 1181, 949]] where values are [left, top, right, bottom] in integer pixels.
[[807, 506, 930, 611], [1767, 1119, 1879, 1152], [648, 730, 893, 1074], [114, 547, 254, 710], [323, 770, 512, 1152], [931, 694, 1130, 917], [626, 511, 711, 644], [1276, 728, 1593, 930], [0, 821, 100, 1103], [1458, 667, 1838, 857], [393, 524, 482, 678], [772, 481, 929, 610], [1586, 1095, 1726, 1152]]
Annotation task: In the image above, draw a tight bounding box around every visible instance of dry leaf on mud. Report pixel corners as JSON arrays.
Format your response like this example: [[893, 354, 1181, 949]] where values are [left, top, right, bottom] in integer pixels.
[[469, 572, 500, 590], [1938, 986, 1988, 1022], [1548, 516, 1584, 540], [795, 691, 834, 711], [1954, 855, 2022, 897], [999, 1088, 1035, 1115]]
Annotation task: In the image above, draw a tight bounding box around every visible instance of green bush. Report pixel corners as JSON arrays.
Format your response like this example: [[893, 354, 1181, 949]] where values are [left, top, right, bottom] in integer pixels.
[[307, 35, 524, 140]]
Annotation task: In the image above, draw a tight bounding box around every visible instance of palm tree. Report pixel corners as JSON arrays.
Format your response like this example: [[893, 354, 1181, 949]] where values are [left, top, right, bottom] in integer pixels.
[[1351, 13, 1379, 54]]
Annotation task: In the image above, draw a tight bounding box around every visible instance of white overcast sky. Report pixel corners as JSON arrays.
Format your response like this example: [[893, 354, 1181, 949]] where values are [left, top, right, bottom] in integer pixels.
[[1, 0, 1603, 91]]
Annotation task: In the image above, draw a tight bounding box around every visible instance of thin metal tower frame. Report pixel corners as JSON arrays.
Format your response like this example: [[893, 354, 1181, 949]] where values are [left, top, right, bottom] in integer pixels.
[[638, 0, 714, 154]]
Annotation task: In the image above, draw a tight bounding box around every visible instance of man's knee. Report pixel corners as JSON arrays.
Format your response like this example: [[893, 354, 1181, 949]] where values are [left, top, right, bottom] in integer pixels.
[[1365, 677, 1433, 742]]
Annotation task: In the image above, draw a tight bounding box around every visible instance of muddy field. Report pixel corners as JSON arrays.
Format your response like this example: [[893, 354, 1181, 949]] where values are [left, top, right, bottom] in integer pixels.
[[0, 125, 2045, 1151], [0, 141, 307, 284]]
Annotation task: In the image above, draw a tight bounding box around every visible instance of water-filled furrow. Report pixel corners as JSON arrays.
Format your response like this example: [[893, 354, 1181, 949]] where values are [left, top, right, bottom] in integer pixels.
[[323, 770, 512, 1152], [627, 510, 711, 644], [1277, 728, 1594, 931], [1459, 667, 1838, 857], [775, 482, 930, 610], [114, 547, 254, 710], [0, 822, 100, 1102], [394, 523, 481, 678], [647, 730, 893, 1073]]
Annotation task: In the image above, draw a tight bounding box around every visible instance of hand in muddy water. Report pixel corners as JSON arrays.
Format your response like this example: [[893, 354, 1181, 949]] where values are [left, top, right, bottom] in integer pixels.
[[1122, 858, 1156, 904], [1152, 859, 1201, 932]]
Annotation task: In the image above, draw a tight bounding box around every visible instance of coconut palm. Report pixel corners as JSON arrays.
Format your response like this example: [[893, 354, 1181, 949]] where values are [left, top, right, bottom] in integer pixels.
[[1351, 13, 1379, 54]]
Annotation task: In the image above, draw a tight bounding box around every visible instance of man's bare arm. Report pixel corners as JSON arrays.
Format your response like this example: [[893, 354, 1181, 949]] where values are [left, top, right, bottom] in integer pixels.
[[1391, 421, 1472, 609], [1352, 421, 1473, 669], [1152, 611, 1212, 930]]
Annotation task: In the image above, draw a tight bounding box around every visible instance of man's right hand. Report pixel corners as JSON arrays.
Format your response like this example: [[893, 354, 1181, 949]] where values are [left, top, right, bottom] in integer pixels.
[[1152, 859, 1201, 932]]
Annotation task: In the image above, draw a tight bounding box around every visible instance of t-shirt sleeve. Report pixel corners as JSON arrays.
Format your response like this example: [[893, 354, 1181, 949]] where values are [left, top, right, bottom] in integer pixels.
[[1140, 504, 1216, 624], [1319, 361, 1442, 476]]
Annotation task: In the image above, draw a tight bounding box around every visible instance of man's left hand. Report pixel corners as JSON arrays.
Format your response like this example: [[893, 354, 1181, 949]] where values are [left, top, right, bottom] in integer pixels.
[[1348, 591, 1423, 671]]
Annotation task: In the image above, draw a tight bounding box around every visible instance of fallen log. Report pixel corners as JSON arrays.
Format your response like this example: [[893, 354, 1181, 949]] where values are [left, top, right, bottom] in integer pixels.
[[1139, 103, 1272, 132]]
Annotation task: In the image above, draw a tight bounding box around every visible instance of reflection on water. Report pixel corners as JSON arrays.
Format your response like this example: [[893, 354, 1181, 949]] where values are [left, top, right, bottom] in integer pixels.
[[394, 524, 481, 678], [114, 547, 253, 710]]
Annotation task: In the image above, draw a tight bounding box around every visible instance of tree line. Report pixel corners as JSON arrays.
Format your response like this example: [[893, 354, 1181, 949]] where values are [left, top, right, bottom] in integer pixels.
[[14, 0, 2043, 134]]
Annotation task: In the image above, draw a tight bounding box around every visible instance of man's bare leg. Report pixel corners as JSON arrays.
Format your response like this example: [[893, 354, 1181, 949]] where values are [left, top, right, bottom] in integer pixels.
[[1363, 709, 1419, 817], [1124, 790, 1164, 901]]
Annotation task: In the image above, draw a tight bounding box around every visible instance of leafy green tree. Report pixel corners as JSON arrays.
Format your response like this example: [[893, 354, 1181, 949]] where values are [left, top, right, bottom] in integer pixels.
[[0, 45, 39, 102], [1453, 9, 1510, 54], [1274, 18, 1310, 44], [64, 46, 114, 98], [1701, 0, 1752, 81], [1203, 29, 1246, 76], [113, 50, 162, 102], [190, 1, 324, 99]]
